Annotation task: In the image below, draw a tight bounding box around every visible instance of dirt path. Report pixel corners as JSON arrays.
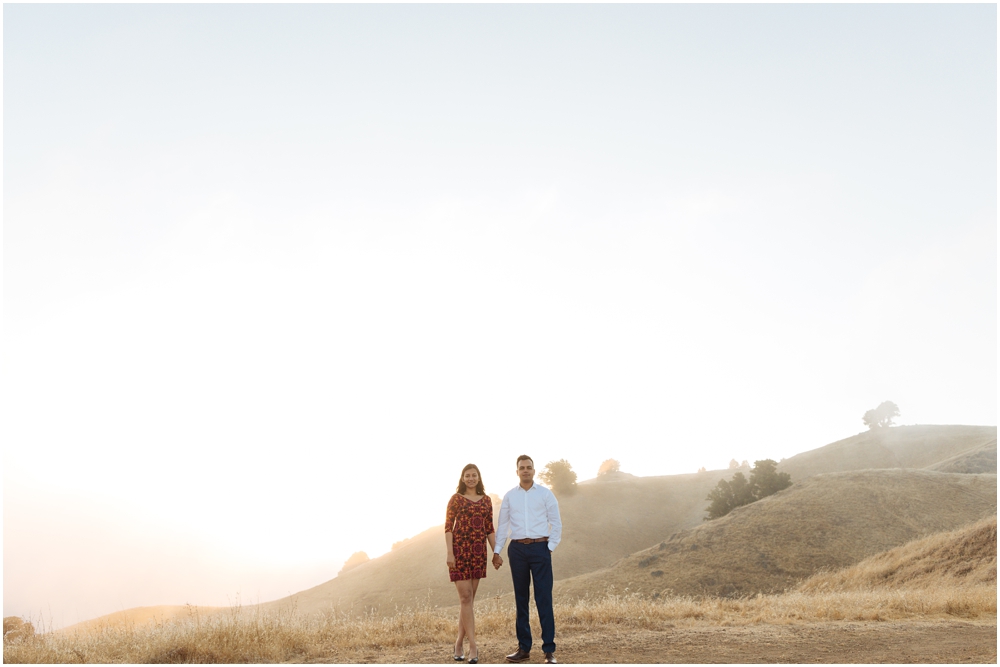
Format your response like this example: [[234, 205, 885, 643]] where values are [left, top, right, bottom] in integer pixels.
[[295, 620, 996, 664]]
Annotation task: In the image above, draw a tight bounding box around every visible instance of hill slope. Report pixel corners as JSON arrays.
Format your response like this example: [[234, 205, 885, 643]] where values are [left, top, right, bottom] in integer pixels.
[[925, 439, 997, 475], [554, 469, 997, 600], [269, 426, 996, 616], [777, 425, 996, 480], [57, 605, 224, 635], [262, 469, 737, 615], [798, 515, 997, 592], [68, 425, 997, 627]]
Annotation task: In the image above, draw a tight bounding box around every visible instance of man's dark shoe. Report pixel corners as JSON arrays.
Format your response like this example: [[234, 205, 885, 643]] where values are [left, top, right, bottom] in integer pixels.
[[505, 648, 530, 663], [544, 653, 557, 664]]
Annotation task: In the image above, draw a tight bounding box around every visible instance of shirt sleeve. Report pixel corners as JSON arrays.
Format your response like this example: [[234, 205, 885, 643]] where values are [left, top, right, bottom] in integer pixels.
[[545, 489, 562, 551], [485, 496, 496, 536], [494, 493, 511, 553], [445, 495, 458, 533]]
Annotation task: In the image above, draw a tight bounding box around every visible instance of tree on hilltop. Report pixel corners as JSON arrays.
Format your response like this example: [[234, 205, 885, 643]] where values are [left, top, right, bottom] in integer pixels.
[[729, 459, 739, 470], [597, 458, 621, 476], [863, 401, 900, 430], [539, 459, 578, 496], [705, 459, 792, 520]]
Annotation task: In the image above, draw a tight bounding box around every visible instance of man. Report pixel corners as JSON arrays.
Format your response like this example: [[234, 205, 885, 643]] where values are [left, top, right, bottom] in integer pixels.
[[492, 455, 563, 664]]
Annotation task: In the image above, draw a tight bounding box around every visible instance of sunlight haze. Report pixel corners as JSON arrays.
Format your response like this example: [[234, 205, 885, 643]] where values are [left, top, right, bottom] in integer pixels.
[[4, 4, 996, 629]]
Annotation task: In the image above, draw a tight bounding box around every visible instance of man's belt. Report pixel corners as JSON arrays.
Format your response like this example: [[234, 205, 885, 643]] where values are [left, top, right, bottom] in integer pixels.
[[512, 537, 548, 544]]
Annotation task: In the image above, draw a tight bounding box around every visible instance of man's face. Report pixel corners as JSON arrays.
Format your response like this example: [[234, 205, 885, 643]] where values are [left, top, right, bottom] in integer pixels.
[[517, 459, 535, 484]]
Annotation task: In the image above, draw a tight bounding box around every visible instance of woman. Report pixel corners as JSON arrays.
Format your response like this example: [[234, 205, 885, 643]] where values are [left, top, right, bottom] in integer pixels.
[[445, 463, 496, 664]]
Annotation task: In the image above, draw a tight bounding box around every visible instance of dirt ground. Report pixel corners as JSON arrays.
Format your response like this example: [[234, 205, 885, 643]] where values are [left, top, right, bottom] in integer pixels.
[[294, 620, 997, 664]]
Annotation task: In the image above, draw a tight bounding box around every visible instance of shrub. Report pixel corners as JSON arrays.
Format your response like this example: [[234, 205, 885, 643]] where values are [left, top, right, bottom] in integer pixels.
[[705, 459, 791, 520], [539, 459, 578, 496], [597, 459, 621, 476], [338, 551, 370, 575]]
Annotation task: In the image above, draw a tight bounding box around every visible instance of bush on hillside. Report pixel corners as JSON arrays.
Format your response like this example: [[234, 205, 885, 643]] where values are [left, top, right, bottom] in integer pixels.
[[539, 459, 578, 496], [338, 551, 370, 575], [863, 401, 900, 430], [597, 459, 621, 476], [705, 459, 792, 520], [3, 616, 34, 642]]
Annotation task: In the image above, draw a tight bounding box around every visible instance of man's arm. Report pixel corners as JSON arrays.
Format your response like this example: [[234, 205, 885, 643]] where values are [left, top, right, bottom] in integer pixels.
[[494, 493, 511, 554], [545, 489, 562, 551]]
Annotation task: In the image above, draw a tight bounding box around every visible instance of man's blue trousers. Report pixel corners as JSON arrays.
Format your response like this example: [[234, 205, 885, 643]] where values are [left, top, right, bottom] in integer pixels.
[[507, 540, 556, 654]]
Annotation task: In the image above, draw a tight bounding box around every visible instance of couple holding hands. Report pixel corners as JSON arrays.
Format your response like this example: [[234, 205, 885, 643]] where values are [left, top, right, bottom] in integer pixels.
[[445, 456, 563, 665]]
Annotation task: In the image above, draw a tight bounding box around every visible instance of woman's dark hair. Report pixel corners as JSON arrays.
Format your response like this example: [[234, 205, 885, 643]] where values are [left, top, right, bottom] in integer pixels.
[[457, 463, 486, 496]]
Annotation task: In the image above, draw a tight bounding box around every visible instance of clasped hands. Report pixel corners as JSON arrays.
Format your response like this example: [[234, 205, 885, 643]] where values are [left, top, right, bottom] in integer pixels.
[[447, 553, 503, 570]]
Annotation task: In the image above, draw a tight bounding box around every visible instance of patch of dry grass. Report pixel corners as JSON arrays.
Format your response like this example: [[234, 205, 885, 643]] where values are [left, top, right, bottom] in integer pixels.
[[800, 515, 996, 593], [6, 583, 995, 664], [10, 515, 995, 663]]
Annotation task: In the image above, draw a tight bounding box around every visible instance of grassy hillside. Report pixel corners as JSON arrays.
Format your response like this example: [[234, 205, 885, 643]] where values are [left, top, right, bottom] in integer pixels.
[[777, 425, 996, 480], [798, 515, 996, 592], [66, 425, 997, 628], [57, 606, 224, 635], [925, 439, 997, 475], [13, 520, 996, 662], [554, 469, 996, 600], [262, 470, 736, 616]]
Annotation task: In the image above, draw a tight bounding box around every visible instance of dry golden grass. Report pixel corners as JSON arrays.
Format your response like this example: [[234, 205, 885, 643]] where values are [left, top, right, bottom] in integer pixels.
[[57, 605, 226, 636], [5, 585, 995, 663], [8, 519, 994, 662], [799, 515, 996, 592], [925, 438, 997, 474]]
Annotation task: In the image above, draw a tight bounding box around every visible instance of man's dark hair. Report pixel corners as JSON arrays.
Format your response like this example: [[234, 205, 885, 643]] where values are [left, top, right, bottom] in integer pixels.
[[516, 455, 533, 467]]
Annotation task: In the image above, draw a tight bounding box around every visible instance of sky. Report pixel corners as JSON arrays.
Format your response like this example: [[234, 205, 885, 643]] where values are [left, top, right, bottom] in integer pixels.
[[3, 4, 996, 630]]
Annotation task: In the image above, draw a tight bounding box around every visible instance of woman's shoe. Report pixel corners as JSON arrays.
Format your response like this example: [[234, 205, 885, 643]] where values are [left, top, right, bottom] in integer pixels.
[[468, 652, 479, 665], [453, 656, 465, 662]]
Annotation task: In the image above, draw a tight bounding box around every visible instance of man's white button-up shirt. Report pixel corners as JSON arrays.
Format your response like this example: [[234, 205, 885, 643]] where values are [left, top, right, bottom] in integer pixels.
[[494, 482, 563, 553]]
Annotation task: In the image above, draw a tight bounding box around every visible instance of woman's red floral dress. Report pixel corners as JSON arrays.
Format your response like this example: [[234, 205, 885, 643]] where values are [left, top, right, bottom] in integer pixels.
[[445, 494, 495, 582]]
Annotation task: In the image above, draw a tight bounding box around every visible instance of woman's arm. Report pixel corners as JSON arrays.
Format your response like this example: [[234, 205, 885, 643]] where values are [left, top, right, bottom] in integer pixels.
[[445, 495, 457, 569], [446, 531, 456, 569]]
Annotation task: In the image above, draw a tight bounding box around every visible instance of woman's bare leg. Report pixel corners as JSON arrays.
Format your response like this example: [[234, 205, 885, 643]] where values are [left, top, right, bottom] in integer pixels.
[[454, 579, 478, 658], [454, 606, 465, 658], [455, 578, 482, 654]]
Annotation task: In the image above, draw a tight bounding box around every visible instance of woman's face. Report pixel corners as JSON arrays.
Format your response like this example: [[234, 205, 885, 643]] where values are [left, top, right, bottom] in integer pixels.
[[462, 468, 480, 491]]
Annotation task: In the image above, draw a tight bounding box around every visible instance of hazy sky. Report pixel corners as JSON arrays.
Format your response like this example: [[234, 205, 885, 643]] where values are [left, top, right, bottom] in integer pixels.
[[4, 4, 996, 629]]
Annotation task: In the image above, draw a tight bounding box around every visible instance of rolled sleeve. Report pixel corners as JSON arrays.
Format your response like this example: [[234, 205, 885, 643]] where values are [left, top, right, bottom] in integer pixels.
[[545, 490, 562, 551], [494, 492, 511, 554]]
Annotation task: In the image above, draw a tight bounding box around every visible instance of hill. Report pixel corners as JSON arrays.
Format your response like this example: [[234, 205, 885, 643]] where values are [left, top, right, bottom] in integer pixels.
[[798, 514, 997, 592], [554, 469, 996, 600], [777, 425, 996, 480], [67, 425, 997, 627], [262, 469, 737, 616], [57, 605, 224, 635], [925, 438, 997, 475]]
